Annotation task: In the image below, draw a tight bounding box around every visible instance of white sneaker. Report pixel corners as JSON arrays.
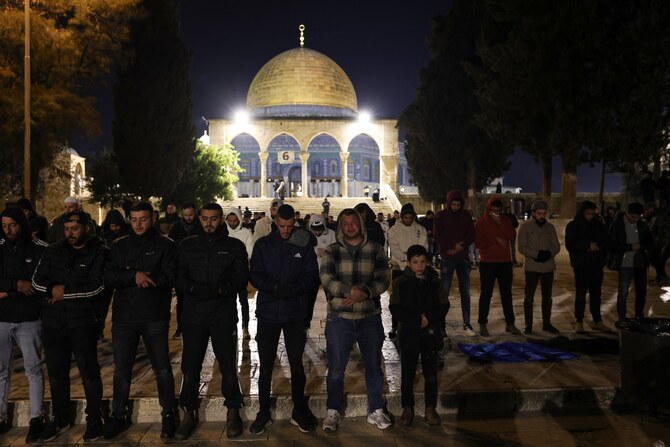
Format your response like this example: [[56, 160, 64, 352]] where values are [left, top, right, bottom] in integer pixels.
[[322, 409, 341, 432], [367, 409, 392, 430], [463, 324, 476, 336]]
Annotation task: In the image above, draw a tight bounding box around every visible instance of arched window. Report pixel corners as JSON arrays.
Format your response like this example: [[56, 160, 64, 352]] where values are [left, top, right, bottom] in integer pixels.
[[363, 159, 371, 180], [329, 159, 339, 176]]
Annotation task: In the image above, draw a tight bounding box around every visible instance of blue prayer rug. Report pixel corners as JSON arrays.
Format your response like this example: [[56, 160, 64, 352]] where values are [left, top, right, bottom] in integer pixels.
[[458, 342, 578, 362]]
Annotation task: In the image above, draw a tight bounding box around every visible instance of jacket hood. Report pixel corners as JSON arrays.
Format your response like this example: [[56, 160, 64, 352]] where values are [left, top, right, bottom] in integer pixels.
[[225, 207, 243, 231], [0, 206, 32, 243], [446, 189, 465, 206], [575, 200, 597, 221], [103, 209, 130, 233], [354, 202, 377, 224], [335, 209, 368, 246], [400, 203, 417, 218], [482, 196, 503, 223]]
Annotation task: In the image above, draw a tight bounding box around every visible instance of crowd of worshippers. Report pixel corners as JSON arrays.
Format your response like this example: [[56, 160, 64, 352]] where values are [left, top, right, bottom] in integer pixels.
[[1, 192, 667, 442]]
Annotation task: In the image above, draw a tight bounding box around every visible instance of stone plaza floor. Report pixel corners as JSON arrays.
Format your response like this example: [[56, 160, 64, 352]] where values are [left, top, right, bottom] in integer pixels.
[[2, 252, 670, 445]]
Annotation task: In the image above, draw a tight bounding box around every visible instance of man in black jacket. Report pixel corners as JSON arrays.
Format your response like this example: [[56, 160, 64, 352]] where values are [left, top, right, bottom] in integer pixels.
[[565, 201, 611, 333], [103, 201, 178, 440], [249, 204, 319, 435], [32, 211, 108, 442], [609, 202, 655, 321], [175, 203, 248, 440], [16, 198, 48, 241], [0, 207, 48, 441], [167, 202, 199, 339]]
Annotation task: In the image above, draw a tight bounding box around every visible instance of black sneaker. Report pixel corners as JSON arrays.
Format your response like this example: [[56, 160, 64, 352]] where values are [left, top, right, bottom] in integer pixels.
[[226, 408, 243, 438], [174, 409, 198, 440], [290, 407, 317, 433], [26, 417, 44, 443], [160, 412, 176, 439], [542, 323, 559, 334], [172, 328, 182, 339], [388, 330, 397, 339], [524, 325, 533, 335], [38, 418, 71, 442], [83, 418, 103, 442], [249, 411, 272, 435], [103, 416, 129, 440]]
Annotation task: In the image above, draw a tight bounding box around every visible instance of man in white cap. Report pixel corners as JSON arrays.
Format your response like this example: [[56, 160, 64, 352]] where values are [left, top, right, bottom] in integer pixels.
[[46, 197, 79, 244]]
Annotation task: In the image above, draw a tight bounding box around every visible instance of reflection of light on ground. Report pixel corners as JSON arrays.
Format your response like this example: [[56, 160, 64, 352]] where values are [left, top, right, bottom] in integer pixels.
[[661, 287, 670, 303]]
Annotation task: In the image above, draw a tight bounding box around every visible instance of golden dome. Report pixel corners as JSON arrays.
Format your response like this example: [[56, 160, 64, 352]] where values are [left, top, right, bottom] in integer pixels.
[[247, 47, 358, 112]]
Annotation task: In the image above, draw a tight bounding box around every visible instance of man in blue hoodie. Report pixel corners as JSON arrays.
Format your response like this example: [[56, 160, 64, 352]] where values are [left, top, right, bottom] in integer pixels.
[[249, 204, 319, 435]]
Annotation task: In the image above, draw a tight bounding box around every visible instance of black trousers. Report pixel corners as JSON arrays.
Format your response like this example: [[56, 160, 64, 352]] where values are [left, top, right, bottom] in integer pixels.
[[478, 262, 515, 325], [573, 265, 603, 323], [175, 291, 184, 331], [390, 269, 403, 331], [256, 320, 307, 413], [237, 284, 250, 328], [179, 318, 243, 410], [111, 321, 175, 418], [523, 271, 554, 327], [305, 284, 320, 329], [42, 323, 102, 423], [399, 336, 438, 408]]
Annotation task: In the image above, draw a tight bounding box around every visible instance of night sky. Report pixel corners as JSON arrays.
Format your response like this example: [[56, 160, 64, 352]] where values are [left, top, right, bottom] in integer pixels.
[[83, 0, 621, 193]]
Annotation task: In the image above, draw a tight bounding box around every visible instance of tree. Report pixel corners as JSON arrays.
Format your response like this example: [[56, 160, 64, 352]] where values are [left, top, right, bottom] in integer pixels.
[[0, 0, 139, 198], [112, 0, 194, 199], [399, 1, 510, 206], [164, 141, 242, 207], [87, 149, 136, 208]]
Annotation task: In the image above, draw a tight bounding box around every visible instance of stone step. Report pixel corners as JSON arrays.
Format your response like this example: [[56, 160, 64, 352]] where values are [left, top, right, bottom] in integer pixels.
[[6, 386, 617, 427]]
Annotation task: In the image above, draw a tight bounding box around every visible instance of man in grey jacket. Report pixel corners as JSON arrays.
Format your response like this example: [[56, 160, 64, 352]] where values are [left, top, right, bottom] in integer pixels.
[[517, 200, 561, 334]]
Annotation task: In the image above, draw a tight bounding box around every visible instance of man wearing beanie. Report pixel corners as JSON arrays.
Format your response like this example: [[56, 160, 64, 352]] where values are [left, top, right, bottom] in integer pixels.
[[517, 200, 561, 334], [565, 201, 611, 333], [609, 202, 654, 320], [0, 207, 48, 441], [387, 203, 428, 338], [249, 204, 319, 434], [46, 197, 80, 244], [433, 189, 476, 336]]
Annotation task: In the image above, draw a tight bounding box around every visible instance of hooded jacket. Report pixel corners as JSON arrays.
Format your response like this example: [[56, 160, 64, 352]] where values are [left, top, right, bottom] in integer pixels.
[[104, 226, 176, 323], [475, 197, 516, 263], [517, 215, 561, 273], [250, 226, 319, 324], [320, 210, 390, 320], [225, 207, 254, 259], [354, 203, 386, 246], [32, 234, 108, 328], [565, 202, 609, 268], [390, 265, 450, 344], [433, 189, 475, 261], [0, 207, 48, 322], [101, 209, 130, 247], [177, 224, 249, 324], [387, 207, 428, 270]]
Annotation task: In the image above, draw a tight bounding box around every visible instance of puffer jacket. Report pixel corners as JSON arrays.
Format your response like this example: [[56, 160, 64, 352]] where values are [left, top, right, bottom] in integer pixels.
[[0, 206, 48, 322], [177, 225, 249, 324], [32, 235, 108, 328], [250, 227, 319, 324], [390, 265, 449, 344], [104, 227, 176, 323]]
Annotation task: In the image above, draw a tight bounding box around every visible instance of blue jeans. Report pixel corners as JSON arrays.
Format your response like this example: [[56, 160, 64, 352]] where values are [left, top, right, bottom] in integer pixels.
[[111, 321, 175, 417], [617, 267, 647, 320], [0, 321, 43, 421], [441, 259, 471, 326], [325, 314, 385, 413]]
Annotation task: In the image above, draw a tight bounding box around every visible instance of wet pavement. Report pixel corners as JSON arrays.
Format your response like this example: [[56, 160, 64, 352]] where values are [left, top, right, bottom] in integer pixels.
[[2, 249, 670, 445]]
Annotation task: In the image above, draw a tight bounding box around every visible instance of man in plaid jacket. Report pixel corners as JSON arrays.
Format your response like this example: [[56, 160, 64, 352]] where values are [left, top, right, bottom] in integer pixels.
[[319, 208, 391, 432]]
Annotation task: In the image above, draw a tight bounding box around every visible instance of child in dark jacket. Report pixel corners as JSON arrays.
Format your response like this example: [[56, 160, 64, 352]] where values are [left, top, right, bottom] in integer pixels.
[[390, 245, 450, 427]]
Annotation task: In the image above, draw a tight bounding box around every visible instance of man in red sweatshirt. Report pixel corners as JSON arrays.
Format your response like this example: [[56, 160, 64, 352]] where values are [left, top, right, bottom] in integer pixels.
[[433, 190, 475, 336], [475, 197, 520, 336]]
